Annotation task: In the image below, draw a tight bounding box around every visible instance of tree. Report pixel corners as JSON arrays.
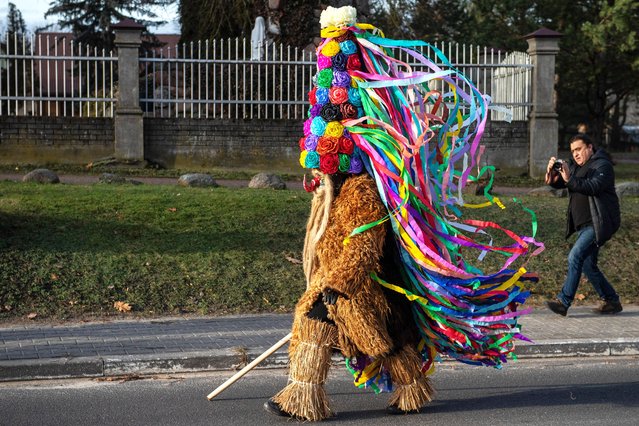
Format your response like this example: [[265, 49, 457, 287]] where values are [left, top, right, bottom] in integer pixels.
[[179, 0, 372, 48], [411, 0, 472, 43], [44, 0, 173, 51], [179, 0, 257, 43], [386, 0, 639, 150], [368, 0, 418, 40], [557, 0, 639, 149], [6, 1, 26, 34], [2, 2, 31, 115]]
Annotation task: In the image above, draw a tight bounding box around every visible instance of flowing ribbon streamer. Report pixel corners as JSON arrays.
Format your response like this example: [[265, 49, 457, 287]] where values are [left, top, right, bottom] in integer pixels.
[[309, 22, 544, 392]]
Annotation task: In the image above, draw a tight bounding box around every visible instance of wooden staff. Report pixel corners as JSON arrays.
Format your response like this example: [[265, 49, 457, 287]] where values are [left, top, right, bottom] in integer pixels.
[[207, 332, 292, 400]]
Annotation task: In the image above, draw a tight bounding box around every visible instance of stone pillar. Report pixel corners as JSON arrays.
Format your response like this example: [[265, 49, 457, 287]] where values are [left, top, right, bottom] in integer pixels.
[[525, 28, 561, 178], [113, 19, 145, 162]]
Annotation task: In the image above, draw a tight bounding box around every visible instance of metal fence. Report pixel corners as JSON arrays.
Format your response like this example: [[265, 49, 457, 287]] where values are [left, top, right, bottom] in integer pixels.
[[1, 32, 532, 121], [0, 32, 116, 117], [139, 39, 315, 120]]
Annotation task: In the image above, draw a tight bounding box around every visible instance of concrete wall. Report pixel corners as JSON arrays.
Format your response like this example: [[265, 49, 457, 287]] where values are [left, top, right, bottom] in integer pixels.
[[480, 120, 529, 173], [1, 117, 528, 174], [144, 118, 302, 173], [0, 117, 114, 165]]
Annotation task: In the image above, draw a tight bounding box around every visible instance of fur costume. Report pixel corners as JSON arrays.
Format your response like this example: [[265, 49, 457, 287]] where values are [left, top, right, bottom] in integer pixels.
[[265, 5, 541, 422], [270, 173, 433, 421]]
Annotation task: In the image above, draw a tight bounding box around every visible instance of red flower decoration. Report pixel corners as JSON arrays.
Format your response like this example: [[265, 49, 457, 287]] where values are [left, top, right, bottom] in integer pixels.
[[320, 153, 340, 174], [329, 87, 349, 105], [308, 87, 317, 105], [298, 136, 307, 151], [346, 54, 362, 71], [338, 136, 355, 154], [316, 136, 340, 155]]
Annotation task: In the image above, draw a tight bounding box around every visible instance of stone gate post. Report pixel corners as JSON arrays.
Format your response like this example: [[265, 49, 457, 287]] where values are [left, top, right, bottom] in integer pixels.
[[113, 19, 145, 162], [525, 28, 561, 178]]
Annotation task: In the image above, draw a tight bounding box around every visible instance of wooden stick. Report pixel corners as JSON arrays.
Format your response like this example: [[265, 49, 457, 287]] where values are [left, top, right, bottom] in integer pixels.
[[207, 332, 292, 400]]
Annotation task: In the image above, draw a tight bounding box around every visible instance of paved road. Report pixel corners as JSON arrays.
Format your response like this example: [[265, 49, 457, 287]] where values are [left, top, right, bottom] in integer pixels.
[[1, 357, 638, 425]]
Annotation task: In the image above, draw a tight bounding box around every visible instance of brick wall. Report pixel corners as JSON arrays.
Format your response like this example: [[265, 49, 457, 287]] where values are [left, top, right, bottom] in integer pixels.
[[0, 116, 113, 165]]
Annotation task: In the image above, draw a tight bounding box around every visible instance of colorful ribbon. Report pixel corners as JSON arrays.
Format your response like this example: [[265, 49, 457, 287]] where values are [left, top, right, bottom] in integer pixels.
[[310, 22, 544, 392]]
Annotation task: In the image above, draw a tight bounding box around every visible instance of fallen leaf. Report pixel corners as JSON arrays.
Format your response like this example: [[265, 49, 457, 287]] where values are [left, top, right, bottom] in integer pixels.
[[95, 374, 142, 383], [575, 293, 586, 301], [50, 273, 59, 281], [113, 301, 132, 312], [167, 207, 177, 212], [27, 312, 37, 319]]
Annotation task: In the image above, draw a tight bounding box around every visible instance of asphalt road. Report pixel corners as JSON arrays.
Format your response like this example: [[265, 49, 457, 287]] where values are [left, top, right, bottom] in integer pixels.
[[1, 357, 638, 425]]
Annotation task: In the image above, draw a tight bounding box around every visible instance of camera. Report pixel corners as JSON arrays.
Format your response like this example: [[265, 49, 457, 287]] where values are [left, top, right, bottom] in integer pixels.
[[552, 159, 564, 171]]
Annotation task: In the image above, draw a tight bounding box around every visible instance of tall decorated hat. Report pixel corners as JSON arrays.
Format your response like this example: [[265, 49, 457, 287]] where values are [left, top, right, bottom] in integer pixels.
[[299, 6, 364, 175]]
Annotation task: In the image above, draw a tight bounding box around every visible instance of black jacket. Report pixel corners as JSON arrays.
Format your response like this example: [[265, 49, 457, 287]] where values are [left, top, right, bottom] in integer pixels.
[[550, 148, 620, 246]]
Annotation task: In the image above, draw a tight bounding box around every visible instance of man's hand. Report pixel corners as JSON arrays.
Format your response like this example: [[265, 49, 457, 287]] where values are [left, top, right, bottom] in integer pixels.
[[558, 162, 570, 182], [545, 157, 570, 184], [546, 157, 558, 175], [545, 157, 557, 184]]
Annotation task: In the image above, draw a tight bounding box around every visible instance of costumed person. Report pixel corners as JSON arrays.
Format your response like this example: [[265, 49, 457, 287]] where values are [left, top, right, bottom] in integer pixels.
[[544, 133, 622, 316], [265, 6, 543, 421]]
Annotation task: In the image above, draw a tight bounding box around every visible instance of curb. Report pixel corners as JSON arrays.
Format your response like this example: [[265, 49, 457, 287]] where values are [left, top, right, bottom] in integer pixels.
[[2, 340, 638, 382]]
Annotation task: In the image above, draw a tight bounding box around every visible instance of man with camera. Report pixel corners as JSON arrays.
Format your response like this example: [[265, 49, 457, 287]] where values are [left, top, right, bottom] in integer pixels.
[[544, 133, 622, 316]]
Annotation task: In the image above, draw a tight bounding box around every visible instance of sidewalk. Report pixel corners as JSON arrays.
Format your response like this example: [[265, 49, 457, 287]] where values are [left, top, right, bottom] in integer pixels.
[[1, 305, 638, 382]]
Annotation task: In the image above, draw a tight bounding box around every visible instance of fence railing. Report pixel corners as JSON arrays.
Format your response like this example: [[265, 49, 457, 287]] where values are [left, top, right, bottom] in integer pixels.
[[1, 32, 532, 121], [139, 39, 316, 120], [0, 32, 116, 118]]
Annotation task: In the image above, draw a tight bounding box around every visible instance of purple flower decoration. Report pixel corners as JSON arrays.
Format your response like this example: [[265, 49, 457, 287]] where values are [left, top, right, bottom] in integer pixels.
[[304, 134, 319, 151], [348, 153, 363, 174], [332, 70, 351, 88], [309, 103, 322, 118]]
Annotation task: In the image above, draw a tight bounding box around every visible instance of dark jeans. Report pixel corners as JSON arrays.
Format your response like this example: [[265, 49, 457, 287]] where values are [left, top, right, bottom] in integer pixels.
[[557, 225, 619, 308]]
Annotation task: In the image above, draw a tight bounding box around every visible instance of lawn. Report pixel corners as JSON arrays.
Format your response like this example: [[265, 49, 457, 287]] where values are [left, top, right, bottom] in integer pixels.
[[0, 180, 637, 321]]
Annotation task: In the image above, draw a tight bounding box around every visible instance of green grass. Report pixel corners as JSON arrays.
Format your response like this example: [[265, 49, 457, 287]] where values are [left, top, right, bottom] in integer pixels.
[[0, 182, 311, 320], [0, 181, 637, 321]]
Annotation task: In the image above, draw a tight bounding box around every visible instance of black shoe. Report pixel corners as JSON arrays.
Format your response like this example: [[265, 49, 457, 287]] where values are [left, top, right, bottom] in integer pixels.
[[263, 399, 293, 418], [593, 300, 623, 315], [546, 299, 568, 316], [386, 404, 420, 415]]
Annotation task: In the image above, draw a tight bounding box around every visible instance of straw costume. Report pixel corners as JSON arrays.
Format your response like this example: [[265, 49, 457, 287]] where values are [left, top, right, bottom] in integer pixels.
[[265, 6, 543, 421]]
